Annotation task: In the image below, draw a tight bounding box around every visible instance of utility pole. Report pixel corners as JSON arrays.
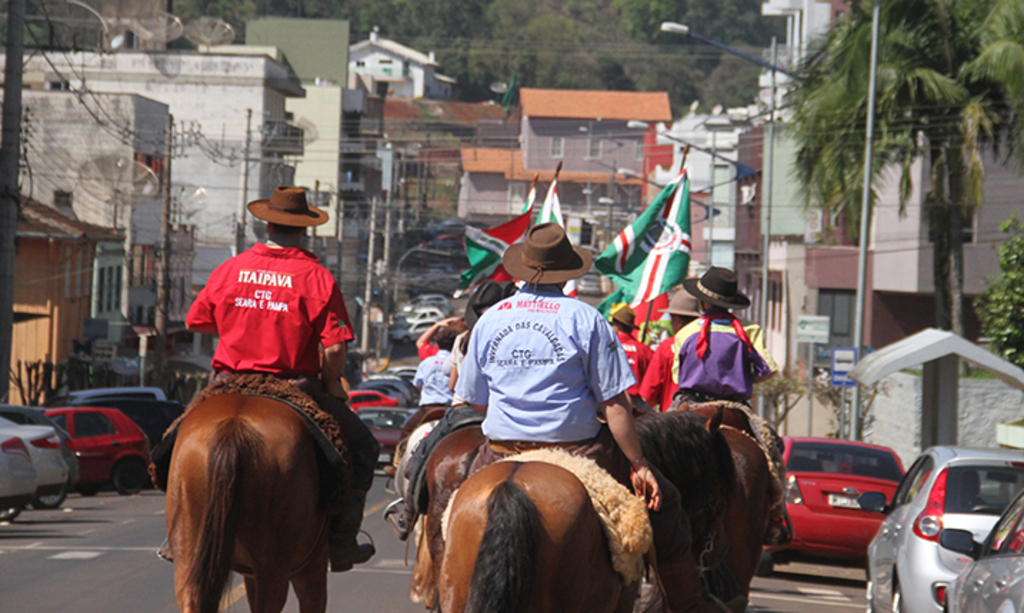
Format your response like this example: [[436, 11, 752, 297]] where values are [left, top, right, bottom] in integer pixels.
[[153, 113, 173, 379], [360, 197, 378, 364], [235, 108, 252, 256], [0, 0, 26, 401], [707, 130, 716, 267]]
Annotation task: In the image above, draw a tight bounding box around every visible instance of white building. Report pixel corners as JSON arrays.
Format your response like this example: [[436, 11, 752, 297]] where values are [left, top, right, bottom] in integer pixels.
[[349, 29, 454, 100], [11, 48, 306, 286]]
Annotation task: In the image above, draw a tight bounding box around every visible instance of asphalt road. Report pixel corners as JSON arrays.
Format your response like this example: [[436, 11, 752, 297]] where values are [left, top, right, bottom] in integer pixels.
[[0, 478, 866, 612]]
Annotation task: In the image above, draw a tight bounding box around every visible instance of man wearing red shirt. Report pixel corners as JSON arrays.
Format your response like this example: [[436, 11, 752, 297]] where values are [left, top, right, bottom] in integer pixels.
[[609, 306, 654, 399], [186, 186, 379, 572], [640, 290, 701, 411]]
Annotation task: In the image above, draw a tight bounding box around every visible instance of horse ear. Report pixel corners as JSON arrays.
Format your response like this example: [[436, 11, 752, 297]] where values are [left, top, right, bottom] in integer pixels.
[[706, 405, 724, 433]]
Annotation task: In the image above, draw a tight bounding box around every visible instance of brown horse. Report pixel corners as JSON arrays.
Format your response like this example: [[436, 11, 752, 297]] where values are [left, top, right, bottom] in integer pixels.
[[437, 460, 637, 613], [166, 393, 330, 613]]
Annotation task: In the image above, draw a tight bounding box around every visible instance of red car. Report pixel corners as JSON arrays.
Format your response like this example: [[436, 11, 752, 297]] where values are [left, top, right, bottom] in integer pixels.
[[357, 407, 415, 467], [348, 390, 399, 411], [44, 407, 152, 496], [763, 437, 904, 573]]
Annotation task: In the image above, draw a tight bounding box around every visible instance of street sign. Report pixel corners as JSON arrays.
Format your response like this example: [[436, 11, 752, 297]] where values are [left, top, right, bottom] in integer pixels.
[[831, 347, 859, 387], [796, 315, 830, 344]]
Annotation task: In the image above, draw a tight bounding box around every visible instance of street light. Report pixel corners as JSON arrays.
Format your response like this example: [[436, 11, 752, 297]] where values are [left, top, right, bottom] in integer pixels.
[[659, 22, 795, 78]]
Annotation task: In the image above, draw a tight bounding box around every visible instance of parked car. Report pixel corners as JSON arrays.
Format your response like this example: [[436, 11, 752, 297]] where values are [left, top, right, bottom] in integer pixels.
[[763, 437, 904, 574], [67, 398, 184, 449], [0, 404, 80, 501], [358, 375, 420, 407], [0, 433, 36, 514], [403, 307, 449, 325], [357, 407, 415, 467], [382, 366, 419, 385], [389, 320, 436, 344], [400, 294, 453, 314], [941, 487, 1024, 613], [576, 272, 603, 296], [0, 416, 68, 520], [862, 447, 1024, 613], [44, 407, 152, 496], [348, 390, 399, 411], [46, 386, 167, 407]]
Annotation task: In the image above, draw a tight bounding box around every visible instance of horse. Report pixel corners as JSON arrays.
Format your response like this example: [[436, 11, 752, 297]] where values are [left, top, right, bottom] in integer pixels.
[[165, 393, 331, 613], [437, 460, 638, 613], [685, 404, 776, 611]]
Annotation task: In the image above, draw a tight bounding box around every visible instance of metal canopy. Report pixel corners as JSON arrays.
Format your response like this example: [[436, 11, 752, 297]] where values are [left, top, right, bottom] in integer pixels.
[[849, 328, 1024, 390]]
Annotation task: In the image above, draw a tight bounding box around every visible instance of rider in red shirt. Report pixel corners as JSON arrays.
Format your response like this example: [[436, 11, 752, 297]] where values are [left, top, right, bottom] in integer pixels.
[[609, 306, 654, 400], [186, 186, 379, 572], [640, 290, 701, 411]]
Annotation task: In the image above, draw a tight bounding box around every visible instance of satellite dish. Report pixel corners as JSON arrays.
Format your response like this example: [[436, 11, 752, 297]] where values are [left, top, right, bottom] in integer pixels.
[[76, 155, 160, 216], [489, 81, 509, 95], [132, 13, 185, 43], [712, 105, 724, 116], [176, 184, 208, 223], [109, 33, 126, 50], [184, 17, 236, 49]]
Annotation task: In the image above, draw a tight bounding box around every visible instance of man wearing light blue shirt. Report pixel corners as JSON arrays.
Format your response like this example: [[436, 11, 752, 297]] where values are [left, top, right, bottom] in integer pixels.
[[402, 325, 461, 437]]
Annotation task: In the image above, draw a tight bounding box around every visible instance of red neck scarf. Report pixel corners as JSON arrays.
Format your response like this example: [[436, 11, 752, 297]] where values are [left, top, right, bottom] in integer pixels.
[[696, 313, 753, 360]]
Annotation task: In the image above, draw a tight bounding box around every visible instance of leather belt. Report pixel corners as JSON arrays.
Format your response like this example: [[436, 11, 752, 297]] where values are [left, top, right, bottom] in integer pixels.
[[489, 437, 594, 454]]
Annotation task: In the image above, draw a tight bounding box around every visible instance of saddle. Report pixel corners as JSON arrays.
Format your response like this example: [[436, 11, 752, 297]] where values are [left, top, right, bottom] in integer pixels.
[[148, 373, 350, 511], [402, 407, 484, 517]]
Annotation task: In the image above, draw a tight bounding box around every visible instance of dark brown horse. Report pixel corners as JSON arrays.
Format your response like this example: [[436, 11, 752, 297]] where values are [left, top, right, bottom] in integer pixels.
[[165, 393, 330, 613], [438, 460, 637, 613]]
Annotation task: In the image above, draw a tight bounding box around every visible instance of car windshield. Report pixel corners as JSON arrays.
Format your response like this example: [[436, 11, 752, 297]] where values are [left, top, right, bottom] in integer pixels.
[[944, 465, 1024, 515], [787, 442, 903, 482]]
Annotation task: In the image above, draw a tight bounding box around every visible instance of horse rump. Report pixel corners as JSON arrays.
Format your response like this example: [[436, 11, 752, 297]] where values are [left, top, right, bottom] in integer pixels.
[[465, 479, 540, 613]]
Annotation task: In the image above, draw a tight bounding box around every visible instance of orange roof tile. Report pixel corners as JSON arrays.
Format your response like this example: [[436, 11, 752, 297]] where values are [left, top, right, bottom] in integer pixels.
[[460, 148, 642, 185], [520, 88, 672, 122]]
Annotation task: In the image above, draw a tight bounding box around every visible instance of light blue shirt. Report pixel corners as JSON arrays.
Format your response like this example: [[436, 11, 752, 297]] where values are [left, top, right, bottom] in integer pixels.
[[456, 284, 635, 442], [414, 349, 454, 406]]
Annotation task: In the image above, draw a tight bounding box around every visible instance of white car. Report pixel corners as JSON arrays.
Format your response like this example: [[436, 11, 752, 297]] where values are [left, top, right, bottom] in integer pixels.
[[389, 320, 436, 344], [400, 294, 452, 315], [0, 417, 69, 520], [862, 446, 1024, 613], [403, 307, 448, 325], [941, 488, 1024, 613], [0, 432, 37, 515]]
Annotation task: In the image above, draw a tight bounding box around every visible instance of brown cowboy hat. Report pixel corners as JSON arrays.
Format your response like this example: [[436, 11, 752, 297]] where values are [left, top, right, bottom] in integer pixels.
[[665, 289, 702, 317], [503, 222, 592, 284], [247, 186, 329, 227], [683, 266, 751, 309], [610, 305, 638, 329]]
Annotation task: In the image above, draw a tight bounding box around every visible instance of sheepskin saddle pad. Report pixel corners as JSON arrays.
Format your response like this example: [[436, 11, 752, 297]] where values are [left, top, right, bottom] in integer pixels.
[[148, 374, 349, 510], [443, 448, 652, 585]]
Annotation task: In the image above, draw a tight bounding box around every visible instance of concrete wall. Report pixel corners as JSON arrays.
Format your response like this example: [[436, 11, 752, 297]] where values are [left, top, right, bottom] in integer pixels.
[[865, 371, 1024, 467], [289, 84, 343, 237]]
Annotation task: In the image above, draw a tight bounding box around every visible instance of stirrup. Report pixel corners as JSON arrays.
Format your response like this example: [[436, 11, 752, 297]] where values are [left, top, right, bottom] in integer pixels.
[[156, 539, 173, 563], [383, 498, 412, 540]]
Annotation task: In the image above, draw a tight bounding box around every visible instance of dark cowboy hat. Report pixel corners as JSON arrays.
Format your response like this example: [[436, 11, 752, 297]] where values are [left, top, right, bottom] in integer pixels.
[[665, 288, 701, 317], [248, 186, 330, 227], [610, 305, 638, 330], [503, 222, 592, 285], [464, 280, 517, 328], [683, 267, 751, 309]]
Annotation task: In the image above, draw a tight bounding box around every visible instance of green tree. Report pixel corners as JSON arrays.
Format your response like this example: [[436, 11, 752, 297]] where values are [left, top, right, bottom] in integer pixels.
[[978, 216, 1024, 369], [789, 0, 1024, 337]]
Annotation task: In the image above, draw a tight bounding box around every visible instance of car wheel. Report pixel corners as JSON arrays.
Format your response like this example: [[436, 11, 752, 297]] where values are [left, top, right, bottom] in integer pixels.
[[76, 484, 100, 496], [31, 484, 68, 509], [0, 505, 23, 521], [755, 550, 774, 577], [113, 458, 149, 495]]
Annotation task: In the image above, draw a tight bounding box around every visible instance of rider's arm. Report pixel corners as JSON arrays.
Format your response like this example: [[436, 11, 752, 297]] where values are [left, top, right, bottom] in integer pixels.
[[602, 392, 661, 511], [415, 316, 462, 351], [322, 342, 348, 399]]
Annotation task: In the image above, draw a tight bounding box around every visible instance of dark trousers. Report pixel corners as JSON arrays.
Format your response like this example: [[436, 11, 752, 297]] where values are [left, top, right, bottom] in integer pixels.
[[469, 425, 690, 564]]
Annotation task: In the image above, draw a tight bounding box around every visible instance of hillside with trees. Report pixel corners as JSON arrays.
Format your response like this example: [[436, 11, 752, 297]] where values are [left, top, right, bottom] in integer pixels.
[[174, 0, 783, 111]]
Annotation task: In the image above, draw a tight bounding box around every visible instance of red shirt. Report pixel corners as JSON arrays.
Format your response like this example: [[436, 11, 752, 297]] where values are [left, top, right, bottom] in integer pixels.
[[639, 337, 676, 412], [616, 331, 653, 396], [186, 243, 354, 376], [418, 343, 440, 360]]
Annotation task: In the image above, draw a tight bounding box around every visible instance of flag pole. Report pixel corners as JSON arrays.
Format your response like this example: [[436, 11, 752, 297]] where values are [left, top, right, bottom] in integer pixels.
[[641, 297, 656, 345]]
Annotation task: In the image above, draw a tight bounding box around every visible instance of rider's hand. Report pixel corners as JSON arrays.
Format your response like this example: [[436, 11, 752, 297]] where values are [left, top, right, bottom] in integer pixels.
[[631, 465, 661, 511], [441, 316, 464, 327], [326, 379, 349, 401]]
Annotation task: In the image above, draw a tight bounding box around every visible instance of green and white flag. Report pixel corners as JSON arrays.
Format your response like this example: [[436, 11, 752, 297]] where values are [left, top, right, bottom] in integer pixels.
[[594, 171, 691, 308]]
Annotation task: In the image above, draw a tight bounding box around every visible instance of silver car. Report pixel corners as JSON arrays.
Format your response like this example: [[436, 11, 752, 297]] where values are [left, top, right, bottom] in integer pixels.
[[862, 447, 1024, 613], [941, 488, 1024, 613]]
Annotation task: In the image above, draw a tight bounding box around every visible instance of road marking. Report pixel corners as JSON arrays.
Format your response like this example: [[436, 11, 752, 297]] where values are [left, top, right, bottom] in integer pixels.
[[750, 592, 862, 609], [0, 545, 155, 552], [23, 541, 43, 549], [219, 582, 246, 611], [121, 518, 136, 525], [349, 567, 413, 575], [49, 551, 104, 560], [76, 529, 96, 535], [797, 586, 850, 600], [364, 498, 389, 518], [374, 558, 411, 568]]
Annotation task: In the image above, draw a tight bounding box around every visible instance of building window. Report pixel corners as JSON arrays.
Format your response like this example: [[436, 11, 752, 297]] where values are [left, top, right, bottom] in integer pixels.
[[819, 289, 855, 350], [635, 141, 644, 161], [551, 136, 564, 158], [54, 190, 72, 208], [587, 137, 601, 159], [580, 221, 594, 246]]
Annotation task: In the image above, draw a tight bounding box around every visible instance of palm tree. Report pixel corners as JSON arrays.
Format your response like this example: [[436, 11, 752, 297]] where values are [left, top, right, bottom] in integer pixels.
[[789, 0, 1024, 337]]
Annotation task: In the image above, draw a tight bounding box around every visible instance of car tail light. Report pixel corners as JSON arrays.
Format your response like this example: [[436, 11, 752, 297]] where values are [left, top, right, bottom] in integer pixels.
[[1, 436, 31, 462], [785, 474, 803, 505], [913, 468, 948, 541], [31, 434, 61, 449], [932, 584, 947, 606]]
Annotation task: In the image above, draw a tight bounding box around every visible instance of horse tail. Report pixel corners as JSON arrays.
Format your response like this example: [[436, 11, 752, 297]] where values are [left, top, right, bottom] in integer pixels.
[[465, 478, 539, 613], [186, 417, 264, 613]]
